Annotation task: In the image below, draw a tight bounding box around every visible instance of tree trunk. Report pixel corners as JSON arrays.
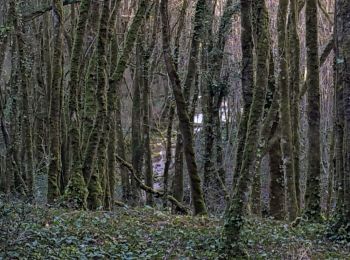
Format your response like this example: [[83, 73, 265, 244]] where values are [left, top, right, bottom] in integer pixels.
[[222, 0, 270, 255], [160, 0, 207, 216], [65, 0, 91, 209], [288, 0, 301, 209], [278, 0, 298, 221], [48, 0, 64, 203], [232, 0, 254, 188], [304, 0, 322, 221]]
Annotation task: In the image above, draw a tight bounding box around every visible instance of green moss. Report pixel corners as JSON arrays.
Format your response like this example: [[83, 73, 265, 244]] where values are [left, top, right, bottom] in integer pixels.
[[87, 170, 103, 210], [64, 172, 88, 210]]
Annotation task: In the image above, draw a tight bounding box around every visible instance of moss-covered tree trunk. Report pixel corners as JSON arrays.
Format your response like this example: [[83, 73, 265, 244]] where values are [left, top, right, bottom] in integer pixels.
[[12, 0, 34, 197], [269, 117, 285, 219], [202, 0, 238, 210], [107, 0, 149, 205], [161, 0, 207, 216], [48, 0, 64, 203], [222, 0, 270, 256], [64, 0, 91, 209], [84, 0, 111, 210], [105, 0, 123, 209], [278, 0, 298, 221], [304, 0, 321, 221], [232, 0, 254, 187], [107, 0, 129, 203]]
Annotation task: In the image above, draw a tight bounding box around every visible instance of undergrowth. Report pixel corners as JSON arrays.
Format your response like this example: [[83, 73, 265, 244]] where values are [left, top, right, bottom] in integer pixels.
[[0, 199, 349, 259]]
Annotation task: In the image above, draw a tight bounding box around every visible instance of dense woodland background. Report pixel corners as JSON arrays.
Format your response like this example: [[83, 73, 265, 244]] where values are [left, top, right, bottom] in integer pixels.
[[0, 0, 349, 258]]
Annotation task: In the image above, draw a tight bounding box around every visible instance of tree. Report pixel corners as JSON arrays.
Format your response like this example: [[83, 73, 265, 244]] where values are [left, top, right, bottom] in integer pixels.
[[330, 0, 350, 238], [278, 0, 298, 221], [222, 0, 270, 255], [160, 0, 207, 216], [48, 0, 64, 203], [304, 0, 322, 221], [64, 0, 91, 209]]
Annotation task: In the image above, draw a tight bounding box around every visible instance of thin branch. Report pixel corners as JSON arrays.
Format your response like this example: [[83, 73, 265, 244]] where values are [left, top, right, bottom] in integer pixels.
[[318, 0, 333, 25], [23, 0, 81, 22]]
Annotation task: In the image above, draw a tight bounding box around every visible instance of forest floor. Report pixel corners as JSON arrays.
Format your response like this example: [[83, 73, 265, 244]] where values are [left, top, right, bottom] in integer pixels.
[[0, 199, 349, 259]]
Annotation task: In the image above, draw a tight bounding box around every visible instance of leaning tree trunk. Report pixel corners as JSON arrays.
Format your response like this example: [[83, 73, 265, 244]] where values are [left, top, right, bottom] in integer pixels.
[[160, 0, 207, 216]]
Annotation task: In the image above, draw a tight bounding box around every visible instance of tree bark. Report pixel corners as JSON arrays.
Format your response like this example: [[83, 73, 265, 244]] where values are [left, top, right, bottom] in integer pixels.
[[278, 0, 299, 221], [222, 1, 270, 256], [160, 0, 207, 216], [304, 0, 322, 221], [48, 0, 64, 203]]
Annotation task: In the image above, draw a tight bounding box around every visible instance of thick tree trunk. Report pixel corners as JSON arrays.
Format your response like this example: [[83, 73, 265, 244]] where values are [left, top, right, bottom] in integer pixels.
[[304, 0, 322, 221], [65, 0, 91, 208]]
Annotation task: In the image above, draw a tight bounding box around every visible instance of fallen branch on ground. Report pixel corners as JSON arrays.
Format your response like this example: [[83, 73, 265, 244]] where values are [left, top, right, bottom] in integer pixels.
[[115, 154, 190, 214]]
